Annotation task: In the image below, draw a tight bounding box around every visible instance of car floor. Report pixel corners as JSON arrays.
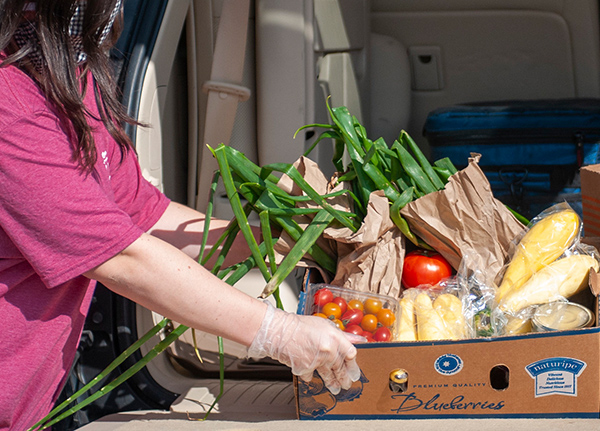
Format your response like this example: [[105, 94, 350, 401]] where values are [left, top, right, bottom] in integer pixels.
[[79, 413, 600, 431], [78, 378, 600, 431]]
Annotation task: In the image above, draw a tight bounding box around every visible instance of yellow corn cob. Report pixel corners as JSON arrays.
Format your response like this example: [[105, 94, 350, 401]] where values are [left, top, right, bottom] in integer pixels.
[[433, 293, 466, 339], [415, 293, 452, 341], [497, 209, 580, 302], [398, 295, 417, 341], [499, 254, 599, 314]]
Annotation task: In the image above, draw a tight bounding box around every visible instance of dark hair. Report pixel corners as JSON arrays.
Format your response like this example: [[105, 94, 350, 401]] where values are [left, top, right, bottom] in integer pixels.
[[0, 0, 137, 172]]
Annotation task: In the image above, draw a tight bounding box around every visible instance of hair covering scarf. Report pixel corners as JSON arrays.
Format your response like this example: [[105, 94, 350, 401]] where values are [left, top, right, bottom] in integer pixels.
[[12, 0, 122, 71]]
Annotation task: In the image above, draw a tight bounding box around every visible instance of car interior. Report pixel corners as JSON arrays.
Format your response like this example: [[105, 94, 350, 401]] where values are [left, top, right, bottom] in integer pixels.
[[70, 0, 600, 427]]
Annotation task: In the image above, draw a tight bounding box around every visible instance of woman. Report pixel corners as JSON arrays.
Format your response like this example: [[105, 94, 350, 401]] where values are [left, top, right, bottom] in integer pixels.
[[0, 1, 360, 429]]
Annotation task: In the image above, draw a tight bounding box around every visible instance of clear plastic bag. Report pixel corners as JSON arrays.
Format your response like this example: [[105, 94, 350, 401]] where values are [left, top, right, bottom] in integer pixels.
[[495, 202, 599, 319], [397, 278, 470, 342], [456, 251, 503, 338]]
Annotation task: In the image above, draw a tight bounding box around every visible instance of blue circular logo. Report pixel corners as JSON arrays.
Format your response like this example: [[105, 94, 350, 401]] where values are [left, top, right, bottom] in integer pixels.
[[434, 354, 463, 376]]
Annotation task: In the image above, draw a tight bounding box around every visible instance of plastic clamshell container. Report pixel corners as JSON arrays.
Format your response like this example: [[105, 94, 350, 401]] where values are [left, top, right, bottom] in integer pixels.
[[304, 283, 401, 341]]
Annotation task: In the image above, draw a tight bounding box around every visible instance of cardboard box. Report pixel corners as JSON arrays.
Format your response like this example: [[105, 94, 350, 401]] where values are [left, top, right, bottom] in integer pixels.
[[296, 166, 600, 420], [296, 325, 600, 419]]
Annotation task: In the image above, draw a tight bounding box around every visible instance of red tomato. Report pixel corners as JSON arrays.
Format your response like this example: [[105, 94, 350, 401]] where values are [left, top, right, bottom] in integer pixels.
[[342, 308, 364, 327], [345, 324, 364, 336], [332, 297, 347, 315], [402, 249, 453, 289], [314, 288, 333, 307], [364, 333, 376, 343], [373, 327, 392, 342]]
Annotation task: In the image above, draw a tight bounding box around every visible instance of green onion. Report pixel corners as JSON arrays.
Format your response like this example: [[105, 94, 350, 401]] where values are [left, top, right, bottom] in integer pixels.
[[399, 130, 445, 191]]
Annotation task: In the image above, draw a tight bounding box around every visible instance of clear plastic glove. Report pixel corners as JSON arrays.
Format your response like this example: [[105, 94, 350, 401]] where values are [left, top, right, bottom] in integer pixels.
[[248, 301, 362, 395]]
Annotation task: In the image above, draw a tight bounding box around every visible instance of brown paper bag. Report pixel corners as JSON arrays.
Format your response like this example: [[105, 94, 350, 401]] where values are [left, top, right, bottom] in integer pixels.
[[400, 154, 526, 284], [327, 191, 405, 299]]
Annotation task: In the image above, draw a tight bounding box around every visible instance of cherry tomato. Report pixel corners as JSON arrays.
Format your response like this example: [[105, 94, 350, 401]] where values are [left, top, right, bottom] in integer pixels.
[[322, 302, 342, 320], [361, 314, 378, 333], [314, 288, 334, 307], [364, 333, 376, 343], [345, 324, 364, 336], [402, 249, 453, 289], [376, 308, 396, 328], [332, 296, 347, 315], [347, 299, 364, 311], [364, 298, 383, 315], [332, 318, 345, 331], [313, 312, 328, 319], [373, 326, 392, 342], [342, 308, 364, 327]]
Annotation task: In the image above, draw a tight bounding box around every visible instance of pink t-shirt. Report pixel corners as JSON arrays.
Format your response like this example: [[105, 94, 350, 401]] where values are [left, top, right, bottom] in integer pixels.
[[0, 65, 170, 429]]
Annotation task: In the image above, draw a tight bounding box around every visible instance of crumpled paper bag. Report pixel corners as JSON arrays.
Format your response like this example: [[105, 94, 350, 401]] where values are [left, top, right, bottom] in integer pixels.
[[400, 154, 526, 285], [326, 191, 405, 299]]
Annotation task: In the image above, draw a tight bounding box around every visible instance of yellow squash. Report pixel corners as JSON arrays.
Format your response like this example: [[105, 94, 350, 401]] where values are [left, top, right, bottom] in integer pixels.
[[497, 209, 580, 302], [499, 254, 599, 314], [504, 314, 533, 334], [433, 293, 466, 339], [415, 293, 452, 341], [397, 295, 417, 341]]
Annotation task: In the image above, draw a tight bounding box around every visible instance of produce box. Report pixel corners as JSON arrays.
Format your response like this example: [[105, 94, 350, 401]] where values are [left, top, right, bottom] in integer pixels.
[[295, 274, 600, 420], [295, 164, 600, 420]]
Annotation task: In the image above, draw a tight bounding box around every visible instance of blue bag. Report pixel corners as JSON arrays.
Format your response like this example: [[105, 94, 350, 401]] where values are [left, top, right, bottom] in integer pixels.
[[424, 99, 600, 220]]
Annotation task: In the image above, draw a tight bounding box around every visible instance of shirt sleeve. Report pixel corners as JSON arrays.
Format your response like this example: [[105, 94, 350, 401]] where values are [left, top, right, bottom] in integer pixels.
[[0, 109, 169, 288]]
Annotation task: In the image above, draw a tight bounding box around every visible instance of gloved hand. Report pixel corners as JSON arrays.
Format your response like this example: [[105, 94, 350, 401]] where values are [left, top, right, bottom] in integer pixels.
[[248, 301, 362, 395]]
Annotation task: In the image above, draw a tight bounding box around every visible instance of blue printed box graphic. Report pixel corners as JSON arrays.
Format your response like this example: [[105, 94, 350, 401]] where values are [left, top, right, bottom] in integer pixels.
[[525, 357, 587, 397]]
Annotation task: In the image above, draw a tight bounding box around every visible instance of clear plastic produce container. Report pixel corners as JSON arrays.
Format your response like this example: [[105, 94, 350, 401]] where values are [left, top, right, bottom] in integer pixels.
[[303, 284, 401, 342]]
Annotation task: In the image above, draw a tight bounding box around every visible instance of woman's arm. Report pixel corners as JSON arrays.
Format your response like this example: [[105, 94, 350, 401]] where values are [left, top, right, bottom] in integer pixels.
[[83, 201, 361, 393], [86, 200, 264, 345], [147, 201, 258, 268], [83, 231, 267, 346]]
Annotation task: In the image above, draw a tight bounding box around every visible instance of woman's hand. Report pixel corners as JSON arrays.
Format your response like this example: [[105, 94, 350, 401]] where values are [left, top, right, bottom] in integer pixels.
[[248, 302, 361, 394]]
